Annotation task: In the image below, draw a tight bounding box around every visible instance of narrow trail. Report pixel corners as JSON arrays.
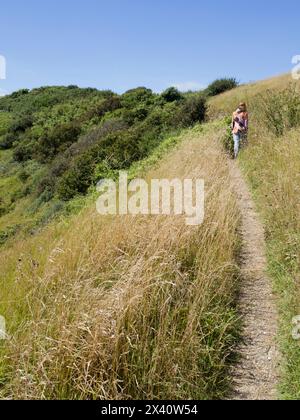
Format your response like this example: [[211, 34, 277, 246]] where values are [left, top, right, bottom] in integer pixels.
[[228, 160, 280, 400]]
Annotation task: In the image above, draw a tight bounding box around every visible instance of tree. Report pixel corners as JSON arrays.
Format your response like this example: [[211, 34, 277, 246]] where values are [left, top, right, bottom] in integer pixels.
[[206, 78, 238, 97], [161, 87, 183, 103]]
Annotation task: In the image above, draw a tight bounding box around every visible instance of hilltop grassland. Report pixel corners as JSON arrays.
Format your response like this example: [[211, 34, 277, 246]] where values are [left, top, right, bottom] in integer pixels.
[[208, 74, 291, 119], [0, 123, 241, 400], [209, 74, 300, 399]]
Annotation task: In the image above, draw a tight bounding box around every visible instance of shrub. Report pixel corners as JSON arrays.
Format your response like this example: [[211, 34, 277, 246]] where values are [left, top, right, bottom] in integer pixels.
[[13, 141, 35, 162], [123, 106, 149, 125], [206, 78, 238, 97], [121, 87, 154, 109], [10, 114, 34, 134], [83, 96, 121, 120], [10, 89, 30, 99], [18, 169, 30, 183], [0, 133, 17, 149], [38, 122, 82, 162], [36, 156, 71, 198], [57, 127, 145, 200], [68, 118, 128, 158], [0, 112, 12, 136], [57, 153, 96, 200], [222, 117, 234, 157], [162, 87, 183, 103], [176, 94, 207, 127]]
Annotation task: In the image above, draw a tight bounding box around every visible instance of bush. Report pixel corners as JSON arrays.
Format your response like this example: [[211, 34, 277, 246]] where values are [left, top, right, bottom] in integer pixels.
[[18, 169, 30, 183], [57, 127, 146, 200], [0, 112, 12, 136], [68, 118, 128, 158], [206, 78, 238, 97], [38, 122, 82, 162], [162, 87, 183, 103], [57, 153, 96, 200], [13, 141, 35, 162], [10, 113, 34, 133], [83, 96, 121, 120], [0, 133, 17, 149], [123, 106, 149, 125], [36, 156, 71, 198], [176, 94, 207, 127], [222, 117, 234, 157], [10, 89, 30, 99], [121, 87, 155, 109]]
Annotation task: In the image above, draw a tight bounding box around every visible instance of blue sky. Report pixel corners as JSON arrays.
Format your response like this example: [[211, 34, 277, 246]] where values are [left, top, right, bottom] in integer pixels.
[[0, 0, 299, 94]]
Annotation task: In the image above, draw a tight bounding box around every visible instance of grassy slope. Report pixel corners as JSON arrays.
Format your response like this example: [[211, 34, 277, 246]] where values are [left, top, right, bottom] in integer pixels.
[[3, 73, 298, 399], [0, 86, 207, 248], [209, 74, 300, 399], [0, 122, 240, 399]]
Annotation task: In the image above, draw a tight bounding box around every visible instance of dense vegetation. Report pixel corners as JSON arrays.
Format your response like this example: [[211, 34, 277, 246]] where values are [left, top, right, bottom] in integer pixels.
[[0, 122, 240, 400], [0, 79, 238, 244], [3, 74, 300, 400], [0, 78, 240, 399], [0, 87, 201, 243], [205, 78, 238, 97]]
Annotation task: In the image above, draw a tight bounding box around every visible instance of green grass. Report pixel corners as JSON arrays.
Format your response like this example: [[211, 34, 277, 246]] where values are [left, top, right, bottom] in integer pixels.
[[239, 125, 300, 400], [0, 123, 241, 400], [209, 75, 300, 399], [0, 112, 11, 136]]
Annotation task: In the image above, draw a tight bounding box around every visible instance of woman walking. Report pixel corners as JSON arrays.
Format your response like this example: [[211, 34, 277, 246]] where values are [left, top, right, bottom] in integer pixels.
[[232, 103, 249, 159]]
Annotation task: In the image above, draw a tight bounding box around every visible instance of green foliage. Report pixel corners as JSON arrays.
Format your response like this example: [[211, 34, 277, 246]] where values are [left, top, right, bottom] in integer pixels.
[[10, 113, 34, 134], [13, 141, 35, 162], [161, 87, 183, 102], [206, 78, 238, 97], [0, 112, 12, 136], [0, 224, 20, 245], [57, 153, 96, 200], [121, 87, 155, 109], [0, 133, 16, 150], [222, 116, 234, 157], [176, 94, 207, 127], [0, 86, 109, 114], [38, 122, 82, 162], [0, 82, 210, 224], [256, 85, 300, 137], [0, 198, 9, 217]]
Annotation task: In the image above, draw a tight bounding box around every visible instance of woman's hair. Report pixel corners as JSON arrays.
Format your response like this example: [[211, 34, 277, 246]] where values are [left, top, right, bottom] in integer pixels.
[[239, 102, 247, 111]]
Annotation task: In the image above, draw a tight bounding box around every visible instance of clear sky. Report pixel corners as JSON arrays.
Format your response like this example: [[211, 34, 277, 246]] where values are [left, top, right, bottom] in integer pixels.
[[0, 0, 299, 95]]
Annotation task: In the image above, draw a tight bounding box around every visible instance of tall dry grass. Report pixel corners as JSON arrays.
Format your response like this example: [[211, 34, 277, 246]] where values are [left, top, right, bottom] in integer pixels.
[[0, 124, 240, 399], [208, 74, 291, 120], [210, 74, 300, 399], [240, 112, 300, 400]]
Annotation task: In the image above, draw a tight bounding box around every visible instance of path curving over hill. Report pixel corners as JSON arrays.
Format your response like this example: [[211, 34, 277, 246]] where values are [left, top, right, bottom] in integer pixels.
[[229, 160, 280, 400]]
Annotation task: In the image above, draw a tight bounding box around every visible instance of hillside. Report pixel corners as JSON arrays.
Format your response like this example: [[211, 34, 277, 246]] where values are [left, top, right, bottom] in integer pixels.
[[209, 74, 300, 399], [0, 74, 300, 400], [0, 85, 207, 246]]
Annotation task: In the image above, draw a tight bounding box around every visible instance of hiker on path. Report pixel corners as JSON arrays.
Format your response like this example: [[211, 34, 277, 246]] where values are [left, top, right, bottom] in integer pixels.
[[232, 102, 248, 159]]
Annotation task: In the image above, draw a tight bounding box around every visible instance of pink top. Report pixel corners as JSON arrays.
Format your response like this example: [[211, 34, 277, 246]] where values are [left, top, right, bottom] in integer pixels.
[[232, 110, 248, 134]]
